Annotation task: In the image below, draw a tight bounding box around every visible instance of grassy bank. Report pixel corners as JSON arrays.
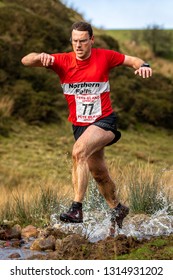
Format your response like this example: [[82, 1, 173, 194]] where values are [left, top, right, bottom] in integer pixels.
[[0, 121, 172, 226], [105, 29, 173, 78]]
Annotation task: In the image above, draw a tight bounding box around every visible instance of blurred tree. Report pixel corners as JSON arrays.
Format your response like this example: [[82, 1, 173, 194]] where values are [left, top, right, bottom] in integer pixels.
[[143, 24, 173, 58]]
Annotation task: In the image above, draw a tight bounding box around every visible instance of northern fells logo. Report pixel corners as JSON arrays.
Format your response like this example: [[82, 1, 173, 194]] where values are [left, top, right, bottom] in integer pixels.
[[69, 82, 100, 94], [62, 81, 110, 95]]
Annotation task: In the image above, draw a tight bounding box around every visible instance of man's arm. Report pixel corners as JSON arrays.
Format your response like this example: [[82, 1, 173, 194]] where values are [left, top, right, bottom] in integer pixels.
[[123, 55, 152, 78], [21, 52, 55, 67]]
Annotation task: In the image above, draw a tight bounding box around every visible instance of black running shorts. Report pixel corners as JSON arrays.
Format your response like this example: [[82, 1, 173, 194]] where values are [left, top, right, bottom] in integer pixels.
[[72, 112, 121, 146]]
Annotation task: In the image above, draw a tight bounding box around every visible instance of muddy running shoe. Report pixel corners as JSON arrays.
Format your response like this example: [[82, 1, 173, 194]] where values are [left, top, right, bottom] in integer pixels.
[[60, 202, 83, 223], [109, 203, 129, 236]]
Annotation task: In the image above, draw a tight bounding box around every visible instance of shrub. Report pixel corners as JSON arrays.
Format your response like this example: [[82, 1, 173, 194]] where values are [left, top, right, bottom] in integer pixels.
[[128, 164, 171, 214], [0, 186, 59, 226]]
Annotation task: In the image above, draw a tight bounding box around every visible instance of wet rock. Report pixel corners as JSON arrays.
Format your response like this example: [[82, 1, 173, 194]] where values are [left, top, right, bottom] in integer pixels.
[[3, 240, 11, 247], [39, 226, 68, 239], [0, 229, 6, 240], [30, 239, 43, 251], [22, 225, 38, 238], [8, 253, 21, 259], [30, 239, 42, 251], [0, 224, 21, 240], [30, 235, 56, 251], [39, 235, 56, 251], [11, 239, 23, 248], [10, 224, 22, 239], [32, 234, 91, 260]]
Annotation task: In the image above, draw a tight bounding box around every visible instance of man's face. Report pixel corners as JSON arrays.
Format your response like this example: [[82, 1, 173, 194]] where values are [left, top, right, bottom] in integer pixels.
[[71, 30, 94, 60]]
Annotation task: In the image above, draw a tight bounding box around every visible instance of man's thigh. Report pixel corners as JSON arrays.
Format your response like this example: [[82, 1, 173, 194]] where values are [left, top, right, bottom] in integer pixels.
[[73, 125, 115, 158]]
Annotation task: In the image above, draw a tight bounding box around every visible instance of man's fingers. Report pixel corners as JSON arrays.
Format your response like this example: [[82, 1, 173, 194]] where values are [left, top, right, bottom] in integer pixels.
[[40, 53, 54, 67], [135, 67, 152, 78]]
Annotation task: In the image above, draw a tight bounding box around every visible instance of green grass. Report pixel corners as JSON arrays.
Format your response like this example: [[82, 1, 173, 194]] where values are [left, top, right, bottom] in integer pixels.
[[0, 120, 172, 226], [0, 121, 172, 188], [105, 29, 173, 46], [106, 29, 139, 41], [106, 125, 173, 167], [0, 120, 74, 184], [0, 186, 59, 227], [105, 29, 147, 54], [117, 236, 173, 260]]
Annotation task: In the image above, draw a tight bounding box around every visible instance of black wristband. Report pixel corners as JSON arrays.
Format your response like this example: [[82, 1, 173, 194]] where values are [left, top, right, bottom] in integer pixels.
[[140, 63, 150, 68]]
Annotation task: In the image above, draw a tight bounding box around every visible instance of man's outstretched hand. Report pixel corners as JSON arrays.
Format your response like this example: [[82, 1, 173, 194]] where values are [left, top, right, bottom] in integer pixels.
[[135, 66, 152, 78], [39, 52, 55, 67]]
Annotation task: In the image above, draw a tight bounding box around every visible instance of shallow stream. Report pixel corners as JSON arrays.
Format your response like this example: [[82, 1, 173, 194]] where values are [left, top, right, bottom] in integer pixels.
[[52, 207, 173, 242], [1, 206, 173, 260]]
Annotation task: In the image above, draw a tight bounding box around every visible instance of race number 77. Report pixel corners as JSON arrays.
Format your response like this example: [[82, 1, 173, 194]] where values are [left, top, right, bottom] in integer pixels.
[[82, 103, 94, 115]]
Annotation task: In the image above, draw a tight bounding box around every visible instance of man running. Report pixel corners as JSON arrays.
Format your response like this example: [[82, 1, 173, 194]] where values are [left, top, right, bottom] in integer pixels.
[[21, 21, 152, 233]]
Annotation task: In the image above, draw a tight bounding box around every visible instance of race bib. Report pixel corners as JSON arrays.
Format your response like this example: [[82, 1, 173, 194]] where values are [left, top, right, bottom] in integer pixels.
[[75, 94, 102, 123]]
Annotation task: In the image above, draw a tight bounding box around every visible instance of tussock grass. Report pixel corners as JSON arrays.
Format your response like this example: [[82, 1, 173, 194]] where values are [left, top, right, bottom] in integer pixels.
[[0, 182, 72, 226], [110, 159, 172, 211], [0, 121, 172, 226], [126, 164, 172, 214], [0, 162, 172, 226]]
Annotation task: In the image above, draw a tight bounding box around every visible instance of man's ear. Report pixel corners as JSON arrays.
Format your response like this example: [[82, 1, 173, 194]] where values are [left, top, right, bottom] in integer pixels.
[[91, 35, 95, 45]]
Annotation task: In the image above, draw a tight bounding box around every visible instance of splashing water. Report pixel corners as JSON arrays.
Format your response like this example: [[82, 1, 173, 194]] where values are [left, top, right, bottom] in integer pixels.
[[1, 206, 172, 260], [51, 210, 173, 242], [1, 194, 172, 260], [51, 210, 173, 243], [51, 193, 173, 242]]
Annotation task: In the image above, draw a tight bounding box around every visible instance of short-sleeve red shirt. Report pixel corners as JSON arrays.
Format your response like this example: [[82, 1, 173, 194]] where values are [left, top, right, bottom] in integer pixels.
[[50, 48, 125, 126]]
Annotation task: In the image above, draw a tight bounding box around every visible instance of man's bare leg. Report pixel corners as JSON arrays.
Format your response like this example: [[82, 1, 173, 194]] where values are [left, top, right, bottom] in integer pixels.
[[72, 151, 90, 202], [60, 125, 115, 222], [71, 125, 115, 202], [88, 149, 129, 234], [87, 149, 119, 208]]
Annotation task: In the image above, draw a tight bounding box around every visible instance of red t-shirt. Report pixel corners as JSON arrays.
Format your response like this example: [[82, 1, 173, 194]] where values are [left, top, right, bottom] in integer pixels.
[[50, 48, 125, 126]]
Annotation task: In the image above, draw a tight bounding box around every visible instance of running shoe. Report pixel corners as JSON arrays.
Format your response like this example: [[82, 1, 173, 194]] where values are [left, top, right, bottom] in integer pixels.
[[109, 203, 129, 236], [60, 202, 83, 223]]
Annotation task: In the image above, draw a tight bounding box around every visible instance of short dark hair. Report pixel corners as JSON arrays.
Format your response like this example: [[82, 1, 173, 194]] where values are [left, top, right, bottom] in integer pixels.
[[71, 21, 93, 38]]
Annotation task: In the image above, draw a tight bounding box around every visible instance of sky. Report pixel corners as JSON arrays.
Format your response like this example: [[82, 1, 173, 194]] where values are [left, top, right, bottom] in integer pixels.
[[62, 0, 173, 29]]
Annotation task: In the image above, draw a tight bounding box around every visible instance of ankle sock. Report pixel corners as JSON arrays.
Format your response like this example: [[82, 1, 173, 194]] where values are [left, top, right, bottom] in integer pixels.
[[72, 201, 82, 208], [114, 203, 121, 210]]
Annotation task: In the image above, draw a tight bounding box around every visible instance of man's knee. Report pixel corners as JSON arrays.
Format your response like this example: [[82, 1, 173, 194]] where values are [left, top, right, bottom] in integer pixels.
[[72, 143, 87, 162]]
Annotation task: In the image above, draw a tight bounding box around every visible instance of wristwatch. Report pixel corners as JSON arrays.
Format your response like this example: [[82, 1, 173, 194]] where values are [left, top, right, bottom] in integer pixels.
[[140, 63, 150, 68]]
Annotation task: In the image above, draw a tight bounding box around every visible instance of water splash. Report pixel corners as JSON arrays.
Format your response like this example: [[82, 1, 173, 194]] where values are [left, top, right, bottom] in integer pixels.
[[51, 194, 173, 242]]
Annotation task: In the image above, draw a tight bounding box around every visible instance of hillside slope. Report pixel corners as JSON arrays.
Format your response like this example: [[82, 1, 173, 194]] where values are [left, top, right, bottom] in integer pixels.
[[106, 29, 173, 78], [0, 0, 173, 135]]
